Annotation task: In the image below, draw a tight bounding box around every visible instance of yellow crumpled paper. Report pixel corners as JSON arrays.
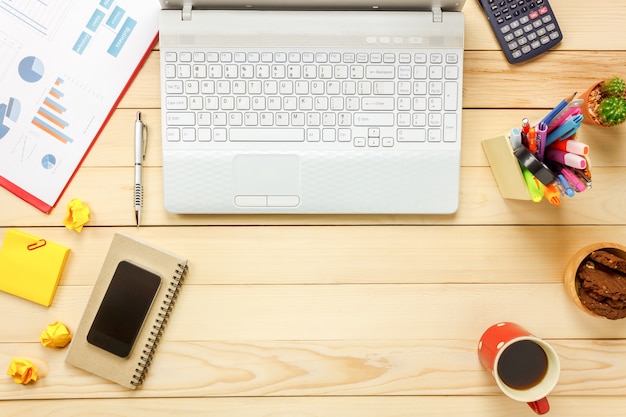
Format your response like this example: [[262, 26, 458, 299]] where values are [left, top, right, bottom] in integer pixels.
[[7, 358, 38, 385], [40, 321, 72, 348], [63, 198, 90, 232]]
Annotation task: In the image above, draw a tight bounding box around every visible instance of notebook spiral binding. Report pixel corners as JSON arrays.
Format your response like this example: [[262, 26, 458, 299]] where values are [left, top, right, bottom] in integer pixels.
[[130, 262, 188, 387]]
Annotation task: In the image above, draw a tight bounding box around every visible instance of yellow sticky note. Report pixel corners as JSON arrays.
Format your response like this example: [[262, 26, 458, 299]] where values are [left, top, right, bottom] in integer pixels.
[[0, 229, 70, 306]]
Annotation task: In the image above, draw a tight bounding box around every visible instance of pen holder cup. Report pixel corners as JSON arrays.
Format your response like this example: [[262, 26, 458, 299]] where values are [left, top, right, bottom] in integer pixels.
[[482, 134, 534, 200], [563, 242, 626, 320]]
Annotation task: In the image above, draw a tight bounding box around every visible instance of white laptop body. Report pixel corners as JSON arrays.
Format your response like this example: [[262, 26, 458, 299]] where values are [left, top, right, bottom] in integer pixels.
[[159, 0, 465, 214]]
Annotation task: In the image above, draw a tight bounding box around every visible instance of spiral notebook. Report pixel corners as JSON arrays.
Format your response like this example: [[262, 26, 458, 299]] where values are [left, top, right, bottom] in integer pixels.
[[65, 232, 187, 389]]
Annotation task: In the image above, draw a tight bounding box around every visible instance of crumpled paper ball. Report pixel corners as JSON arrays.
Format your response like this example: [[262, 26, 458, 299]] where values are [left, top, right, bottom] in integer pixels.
[[63, 198, 90, 232], [40, 321, 72, 348], [7, 358, 38, 385]]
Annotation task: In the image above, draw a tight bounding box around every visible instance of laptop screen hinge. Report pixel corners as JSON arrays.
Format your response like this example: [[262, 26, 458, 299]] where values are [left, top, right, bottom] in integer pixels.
[[432, 6, 443, 23], [182, 1, 192, 21]]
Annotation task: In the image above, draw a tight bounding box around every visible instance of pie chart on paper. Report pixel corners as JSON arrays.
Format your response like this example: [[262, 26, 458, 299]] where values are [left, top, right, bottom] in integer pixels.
[[18, 56, 45, 83], [41, 154, 57, 170]]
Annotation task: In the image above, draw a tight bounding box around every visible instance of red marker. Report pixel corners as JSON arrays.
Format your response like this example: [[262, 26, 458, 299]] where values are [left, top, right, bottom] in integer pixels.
[[521, 118, 530, 147]]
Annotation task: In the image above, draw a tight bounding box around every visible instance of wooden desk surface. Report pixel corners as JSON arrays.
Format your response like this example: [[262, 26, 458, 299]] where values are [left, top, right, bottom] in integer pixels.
[[2, 1, 626, 415]]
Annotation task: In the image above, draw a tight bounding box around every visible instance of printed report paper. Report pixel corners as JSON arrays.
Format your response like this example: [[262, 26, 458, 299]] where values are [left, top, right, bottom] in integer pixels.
[[0, 0, 158, 213]]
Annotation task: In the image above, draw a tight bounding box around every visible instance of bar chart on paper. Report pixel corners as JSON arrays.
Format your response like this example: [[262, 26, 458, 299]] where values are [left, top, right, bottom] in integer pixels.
[[31, 77, 73, 144]]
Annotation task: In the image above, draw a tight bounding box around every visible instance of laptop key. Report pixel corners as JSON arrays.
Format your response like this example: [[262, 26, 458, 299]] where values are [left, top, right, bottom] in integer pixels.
[[354, 113, 394, 126], [166, 112, 195, 126], [230, 128, 305, 142]]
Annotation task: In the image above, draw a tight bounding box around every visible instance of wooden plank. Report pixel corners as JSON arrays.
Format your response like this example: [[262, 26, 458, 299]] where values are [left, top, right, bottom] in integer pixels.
[[3, 283, 626, 343], [463, 51, 626, 108], [1, 225, 625, 286], [2, 396, 626, 417], [1, 339, 625, 399]]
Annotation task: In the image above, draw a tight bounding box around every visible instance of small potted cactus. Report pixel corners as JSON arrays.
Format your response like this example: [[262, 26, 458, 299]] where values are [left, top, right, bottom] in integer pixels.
[[579, 77, 626, 127]]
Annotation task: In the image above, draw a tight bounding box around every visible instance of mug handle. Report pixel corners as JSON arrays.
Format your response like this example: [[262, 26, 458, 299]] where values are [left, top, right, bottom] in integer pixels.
[[527, 397, 550, 415]]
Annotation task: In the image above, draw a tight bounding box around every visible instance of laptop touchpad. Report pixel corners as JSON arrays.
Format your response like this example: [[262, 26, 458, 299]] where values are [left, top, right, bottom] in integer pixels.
[[233, 154, 301, 207]]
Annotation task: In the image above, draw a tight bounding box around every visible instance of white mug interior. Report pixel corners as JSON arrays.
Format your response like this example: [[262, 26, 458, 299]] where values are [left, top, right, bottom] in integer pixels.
[[492, 336, 560, 403]]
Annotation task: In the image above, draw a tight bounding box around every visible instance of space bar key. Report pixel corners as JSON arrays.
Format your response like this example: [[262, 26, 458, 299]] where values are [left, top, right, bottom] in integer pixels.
[[230, 128, 305, 142]]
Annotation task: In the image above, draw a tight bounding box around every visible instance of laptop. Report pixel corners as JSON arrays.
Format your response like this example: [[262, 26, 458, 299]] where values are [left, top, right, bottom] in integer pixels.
[[158, 0, 465, 214]]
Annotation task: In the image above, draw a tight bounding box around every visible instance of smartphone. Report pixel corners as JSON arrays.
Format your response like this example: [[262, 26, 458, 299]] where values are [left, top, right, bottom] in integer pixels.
[[477, 0, 563, 64], [87, 260, 162, 358]]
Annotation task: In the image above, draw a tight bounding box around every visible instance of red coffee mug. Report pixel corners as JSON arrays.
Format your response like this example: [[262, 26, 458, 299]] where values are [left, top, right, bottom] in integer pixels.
[[478, 322, 560, 415]]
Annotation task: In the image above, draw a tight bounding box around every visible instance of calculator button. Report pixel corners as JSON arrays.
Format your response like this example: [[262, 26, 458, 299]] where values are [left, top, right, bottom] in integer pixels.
[[482, 0, 562, 64]]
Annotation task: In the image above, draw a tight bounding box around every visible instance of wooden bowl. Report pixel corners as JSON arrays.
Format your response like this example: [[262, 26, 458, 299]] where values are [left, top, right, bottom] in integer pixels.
[[563, 242, 626, 319]]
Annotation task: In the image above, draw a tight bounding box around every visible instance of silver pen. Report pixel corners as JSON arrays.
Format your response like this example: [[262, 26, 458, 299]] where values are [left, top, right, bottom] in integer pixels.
[[134, 111, 147, 226]]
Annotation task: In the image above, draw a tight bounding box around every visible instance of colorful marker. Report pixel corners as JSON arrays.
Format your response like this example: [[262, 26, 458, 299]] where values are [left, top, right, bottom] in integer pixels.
[[521, 118, 530, 147], [527, 127, 537, 154], [521, 166, 544, 202], [543, 183, 562, 206], [545, 148, 587, 169], [509, 127, 522, 149], [548, 139, 589, 155], [560, 167, 587, 192]]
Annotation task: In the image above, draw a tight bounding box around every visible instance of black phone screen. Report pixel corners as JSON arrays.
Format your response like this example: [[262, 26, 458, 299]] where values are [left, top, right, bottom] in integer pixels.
[[87, 260, 161, 358]]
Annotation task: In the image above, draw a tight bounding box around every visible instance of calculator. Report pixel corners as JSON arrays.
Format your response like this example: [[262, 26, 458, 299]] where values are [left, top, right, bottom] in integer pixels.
[[478, 0, 563, 64]]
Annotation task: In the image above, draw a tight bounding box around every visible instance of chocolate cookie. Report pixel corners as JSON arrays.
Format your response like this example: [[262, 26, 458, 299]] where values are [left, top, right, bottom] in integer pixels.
[[578, 262, 626, 301], [590, 250, 626, 274], [578, 288, 626, 320]]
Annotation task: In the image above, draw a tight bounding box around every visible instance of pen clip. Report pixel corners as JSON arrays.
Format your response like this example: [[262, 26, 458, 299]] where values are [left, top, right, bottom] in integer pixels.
[[136, 111, 148, 159], [142, 121, 148, 159]]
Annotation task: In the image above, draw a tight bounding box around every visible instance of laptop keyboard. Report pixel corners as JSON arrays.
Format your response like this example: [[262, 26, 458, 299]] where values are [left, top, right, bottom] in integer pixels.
[[163, 49, 461, 148]]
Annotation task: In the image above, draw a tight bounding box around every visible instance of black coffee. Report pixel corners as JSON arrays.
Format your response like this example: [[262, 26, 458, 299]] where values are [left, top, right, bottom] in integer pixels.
[[497, 340, 548, 390]]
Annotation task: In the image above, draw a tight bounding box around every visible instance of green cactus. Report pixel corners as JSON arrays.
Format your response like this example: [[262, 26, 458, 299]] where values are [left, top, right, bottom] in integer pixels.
[[600, 77, 626, 97], [597, 96, 626, 126]]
